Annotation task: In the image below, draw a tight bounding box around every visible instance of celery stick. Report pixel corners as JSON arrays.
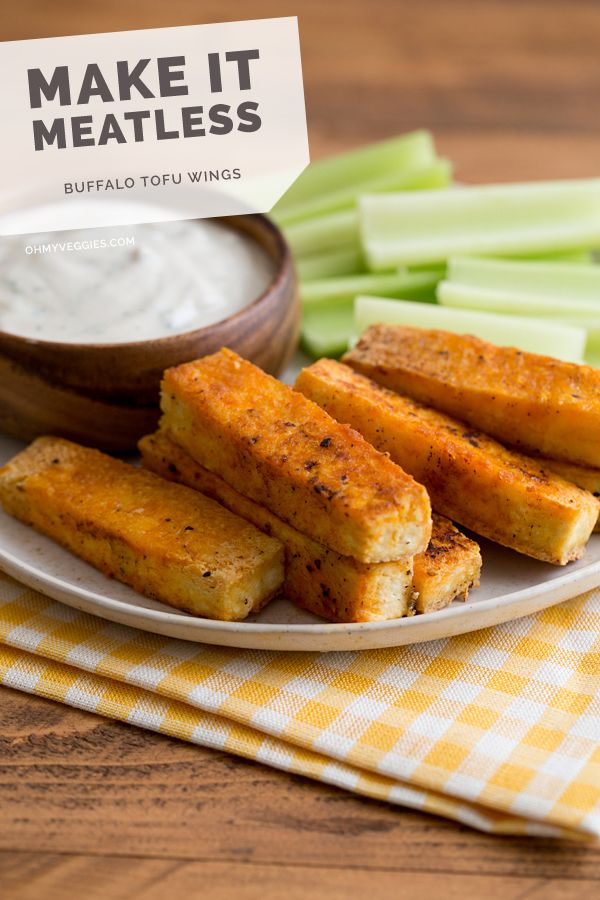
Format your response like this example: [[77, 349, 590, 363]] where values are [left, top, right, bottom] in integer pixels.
[[296, 248, 367, 282], [301, 269, 440, 307], [301, 300, 354, 358], [438, 280, 600, 317], [276, 159, 452, 225], [549, 320, 600, 368], [285, 210, 359, 258], [584, 332, 600, 367], [507, 249, 594, 264], [354, 296, 586, 362], [285, 162, 451, 258], [407, 262, 447, 275], [581, 321, 600, 346], [439, 279, 600, 361], [300, 271, 441, 358], [273, 131, 436, 222], [359, 179, 600, 269], [548, 318, 600, 349], [447, 256, 600, 300], [586, 355, 600, 368]]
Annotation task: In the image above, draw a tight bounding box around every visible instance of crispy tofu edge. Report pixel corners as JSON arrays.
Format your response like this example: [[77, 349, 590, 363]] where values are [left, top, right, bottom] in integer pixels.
[[414, 514, 482, 613], [523, 456, 600, 534]]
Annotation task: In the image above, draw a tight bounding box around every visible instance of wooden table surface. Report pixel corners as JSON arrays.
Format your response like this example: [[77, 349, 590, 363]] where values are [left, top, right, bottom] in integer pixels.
[[2, 1, 600, 897]]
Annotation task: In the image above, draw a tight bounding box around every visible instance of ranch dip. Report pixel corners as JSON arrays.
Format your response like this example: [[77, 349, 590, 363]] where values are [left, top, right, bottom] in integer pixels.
[[0, 219, 275, 343]]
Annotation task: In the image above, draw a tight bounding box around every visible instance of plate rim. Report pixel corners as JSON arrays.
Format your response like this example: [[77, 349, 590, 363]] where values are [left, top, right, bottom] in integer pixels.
[[2, 538, 599, 644]]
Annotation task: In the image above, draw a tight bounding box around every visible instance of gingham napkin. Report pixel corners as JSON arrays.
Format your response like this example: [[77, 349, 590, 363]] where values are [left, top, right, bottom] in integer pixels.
[[0, 570, 598, 841]]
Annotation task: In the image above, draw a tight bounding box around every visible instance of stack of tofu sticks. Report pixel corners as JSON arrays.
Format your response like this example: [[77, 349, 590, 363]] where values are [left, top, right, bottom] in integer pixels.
[[145, 326, 600, 623], [3, 328, 596, 626], [141, 348, 482, 622]]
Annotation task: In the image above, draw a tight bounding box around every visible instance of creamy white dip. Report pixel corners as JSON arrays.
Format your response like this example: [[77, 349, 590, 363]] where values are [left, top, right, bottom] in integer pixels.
[[0, 219, 274, 343]]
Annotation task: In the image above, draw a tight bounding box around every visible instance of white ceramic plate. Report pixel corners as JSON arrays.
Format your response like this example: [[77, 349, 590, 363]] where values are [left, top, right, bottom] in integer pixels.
[[1, 429, 600, 651]]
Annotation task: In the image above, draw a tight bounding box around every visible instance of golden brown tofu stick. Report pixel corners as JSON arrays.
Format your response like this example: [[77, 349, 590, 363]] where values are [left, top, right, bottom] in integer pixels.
[[344, 324, 600, 468], [295, 359, 599, 565], [160, 348, 431, 564], [535, 457, 600, 532], [139, 431, 415, 622], [414, 515, 482, 613], [0, 437, 284, 621]]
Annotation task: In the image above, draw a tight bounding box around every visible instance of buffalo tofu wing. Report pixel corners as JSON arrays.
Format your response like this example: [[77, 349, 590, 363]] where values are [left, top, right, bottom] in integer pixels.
[[344, 324, 600, 468], [160, 348, 431, 563], [295, 359, 599, 565], [0, 437, 284, 621]]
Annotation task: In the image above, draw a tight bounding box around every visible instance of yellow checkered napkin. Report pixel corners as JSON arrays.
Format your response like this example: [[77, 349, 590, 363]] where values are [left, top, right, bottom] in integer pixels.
[[0, 571, 598, 841]]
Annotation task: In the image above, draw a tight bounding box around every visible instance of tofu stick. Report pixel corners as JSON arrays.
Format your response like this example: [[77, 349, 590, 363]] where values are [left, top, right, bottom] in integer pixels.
[[535, 457, 600, 532], [344, 324, 600, 468], [414, 515, 481, 613], [295, 359, 599, 565], [141, 432, 482, 619], [0, 437, 284, 621], [139, 431, 415, 622], [160, 348, 431, 563]]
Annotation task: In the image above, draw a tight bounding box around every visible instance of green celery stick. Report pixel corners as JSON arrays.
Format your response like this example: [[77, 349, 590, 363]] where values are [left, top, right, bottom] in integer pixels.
[[296, 248, 367, 282], [284, 162, 452, 258], [300, 271, 441, 358], [301, 269, 440, 307], [547, 319, 600, 368], [353, 296, 586, 362], [285, 209, 359, 258], [505, 249, 594, 264], [359, 179, 600, 269], [301, 300, 354, 358], [410, 253, 590, 273], [273, 131, 436, 222], [446, 256, 600, 300], [407, 262, 447, 275], [276, 158, 451, 225], [439, 274, 600, 363], [548, 318, 600, 352], [437, 281, 600, 316]]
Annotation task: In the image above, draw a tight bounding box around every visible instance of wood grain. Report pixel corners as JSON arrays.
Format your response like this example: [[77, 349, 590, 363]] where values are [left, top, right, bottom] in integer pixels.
[[4, 0, 600, 182], [2, 0, 600, 896], [1, 686, 599, 897]]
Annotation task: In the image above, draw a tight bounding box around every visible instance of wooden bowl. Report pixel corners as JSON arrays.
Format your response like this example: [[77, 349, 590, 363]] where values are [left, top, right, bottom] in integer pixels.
[[0, 214, 299, 451]]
